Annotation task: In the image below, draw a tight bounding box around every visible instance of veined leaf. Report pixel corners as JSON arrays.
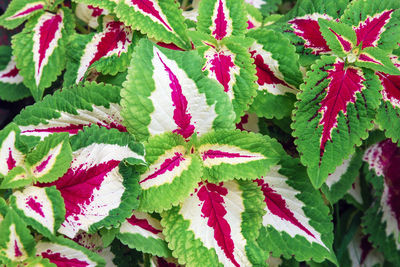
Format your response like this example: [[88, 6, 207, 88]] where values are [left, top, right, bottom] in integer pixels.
[[14, 82, 126, 141], [362, 139, 400, 264], [341, 0, 400, 51], [12, 7, 74, 101], [138, 133, 202, 212], [121, 39, 235, 142], [293, 56, 381, 188], [36, 236, 106, 266], [256, 157, 336, 263], [37, 126, 144, 238], [0, 210, 35, 264], [64, 20, 133, 86], [0, 123, 25, 177], [200, 37, 257, 121], [197, 0, 247, 40], [115, 0, 191, 49], [117, 210, 171, 257], [0, 0, 45, 29], [198, 129, 280, 183], [318, 19, 355, 57], [161, 180, 266, 267], [247, 28, 302, 119], [11, 186, 65, 238], [0, 46, 30, 102]]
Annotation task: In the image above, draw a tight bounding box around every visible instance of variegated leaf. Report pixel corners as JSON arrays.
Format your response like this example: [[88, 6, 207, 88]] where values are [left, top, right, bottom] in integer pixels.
[[121, 39, 235, 142], [198, 129, 280, 183], [37, 126, 144, 238], [197, 0, 247, 40], [318, 18, 355, 57], [256, 157, 335, 263], [73, 0, 117, 12], [11, 186, 65, 238], [0, 210, 35, 264], [162, 180, 266, 267], [117, 210, 171, 257], [200, 37, 257, 121], [0, 166, 31, 189], [0, 123, 25, 178], [12, 7, 74, 101], [14, 82, 126, 141], [235, 113, 260, 133], [75, 3, 110, 29], [138, 132, 202, 212], [64, 20, 133, 86], [0, 0, 45, 29], [362, 139, 400, 264], [115, 0, 191, 49], [36, 236, 106, 266], [376, 55, 400, 142], [341, 0, 400, 51], [292, 56, 381, 188], [25, 133, 72, 183], [247, 28, 302, 119], [245, 3, 262, 30], [0, 46, 30, 102]]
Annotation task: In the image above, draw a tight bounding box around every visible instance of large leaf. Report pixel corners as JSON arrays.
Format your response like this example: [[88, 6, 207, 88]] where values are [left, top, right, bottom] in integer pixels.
[[161, 180, 266, 266], [198, 129, 280, 183], [256, 157, 336, 263], [0, 46, 30, 102], [0, 0, 45, 29], [197, 0, 247, 40], [292, 56, 381, 188], [12, 7, 74, 100], [121, 39, 235, 142], [11, 186, 65, 238], [247, 28, 302, 119], [138, 132, 202, 212], [115, 0, 190, 49], [13, 82, 126, 141], [37, 126, 144, 238]]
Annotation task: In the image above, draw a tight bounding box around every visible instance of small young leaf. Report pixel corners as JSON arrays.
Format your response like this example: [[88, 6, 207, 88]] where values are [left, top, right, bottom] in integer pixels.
[[0, 123, 25, 177]]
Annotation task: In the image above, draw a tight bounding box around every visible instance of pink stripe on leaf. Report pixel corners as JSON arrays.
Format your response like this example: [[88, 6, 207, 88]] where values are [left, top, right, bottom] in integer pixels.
[[207, 51, 236, 93], [127, 214, 162, 235], [212, 0, 229, 40], [7, 148, 17, 171], [34, 155, 53, 174], [9, 4, 44, 19], [14, 240, 23, 257], [26, 196, 45, 218], [358, 53, 382, 65], [329, 28, 353, 52], [376, 71, 400, 108], [130, 0, 172, 31], [202, 149, 253, 161], [41, 251, 89, 267], [0, 66, 19, 79], [22, 122, 126, 135], [140, 152, 185, 184]]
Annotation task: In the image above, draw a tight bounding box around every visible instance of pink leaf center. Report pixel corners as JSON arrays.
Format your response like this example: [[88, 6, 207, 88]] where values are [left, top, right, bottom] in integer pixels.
[[87, 5, 103, 17], [329, 28, 353, 52], [34, 155, 53, 174], [0, 66, 19, 78], [7, 148, 16, 171], [127, 214, 161, 235], [21, 122, 126, 135], [212, 0, 228, 40], [202, 149, 253, 161], [130, 0, 172, 31], [140, 152, 185, 184], [9, 4, 44, 19], [26, 196, 45, 218], [197, 182, 240, 267], [208, 51, 236, 93], [14, 240, 22, 257], [255, 179, 315, 238], [41, 250, 89, 267], [376, 71, 400, 108]]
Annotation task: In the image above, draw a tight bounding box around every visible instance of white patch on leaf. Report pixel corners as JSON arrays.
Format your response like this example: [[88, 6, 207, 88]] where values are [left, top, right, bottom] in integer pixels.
[[0, 130, 25, 176], [30, 142, 63, 178], [0, 57, 23, 84], [120, 211, 164, 240], [381, 182, 400, 249], [5, 2, 44, 20], [325, 157, 352, 189], [4, 224, 28, 262], [209, 0, 233, 40], [244, 0, 265, 9], [363, 143, 385, 176]]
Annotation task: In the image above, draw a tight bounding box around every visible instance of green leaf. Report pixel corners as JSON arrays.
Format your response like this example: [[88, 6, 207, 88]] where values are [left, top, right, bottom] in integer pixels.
[[198, 129, 280, 183], [138, 132, 202, 212], [0, 166, 31, 190], [0, 123, 26, 178], [318, 19, 356, 57], [355, 47, 400, 75], [0, 0, 45, 29], [115, 0, 191, 49], [72, 0, 117, 11]]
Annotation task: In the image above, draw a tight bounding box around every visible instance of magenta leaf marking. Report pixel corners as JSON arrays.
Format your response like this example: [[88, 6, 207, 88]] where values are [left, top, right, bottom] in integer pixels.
[[34, 155, 53, 174], [360, 235, 373, 265], [87, 5, 103, 17], [127, 214, 162, 235], [21, 122, 127, 135], [254, 179, 316, 238], [235, 114, 249, 131], [376, 70, 400, 107], [207, 51, 236, 93], [0, 66, 19, 79], [26, 196, 45, 218], [156, 42, 185, 51], [156, 52, 195, 138], [250, 51, 292, 88], [140, 152, 185, 184], [156, 257, 179, 267], [212, 0, 229, 40], [358, 53, 382, 65], [329, 28, 353, 52], [7, 148, 17, 171], [37, 13, 63, 76], [247, 20, 255, 30], [318, 61, 365, 154], [202, 149, 253, 161], [355, 10, 394, 49], [289, 16, 331, 54], [130, 0, 172, 31], [197, 181, 239, 267], [41, 250, 89, 267], [38, 160, 120, 220], [14, 240, 23, 257], [9, 4, 44, 19]]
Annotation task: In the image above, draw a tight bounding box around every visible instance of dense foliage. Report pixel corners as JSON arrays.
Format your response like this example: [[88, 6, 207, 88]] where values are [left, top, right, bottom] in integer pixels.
[[0, 0, 400, 266]]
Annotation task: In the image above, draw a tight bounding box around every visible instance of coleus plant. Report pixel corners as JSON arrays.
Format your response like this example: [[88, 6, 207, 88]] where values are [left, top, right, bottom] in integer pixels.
[[1, 0, 400, 266]]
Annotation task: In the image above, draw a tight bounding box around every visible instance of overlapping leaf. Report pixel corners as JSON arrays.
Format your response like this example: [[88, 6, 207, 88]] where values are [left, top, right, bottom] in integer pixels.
[[0, 0, 45, 29], [245, 3, 262, 30], [115, 0, 191, 49], [0, 46, 30, 102], [161, 180, 266, 267], [37, 126, 144, 238], [255, 157, 336, 263], [12, 7, 74, 100], [121, 39, 235, 142], [73, 0, 117, 12], [247, 28, 302, 119], [117, 210, 171, 257], [292, 56, 381, 188], [13, 82, 126, 141], [0, 123, 26, 178], [73, 232, 116, 266]]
